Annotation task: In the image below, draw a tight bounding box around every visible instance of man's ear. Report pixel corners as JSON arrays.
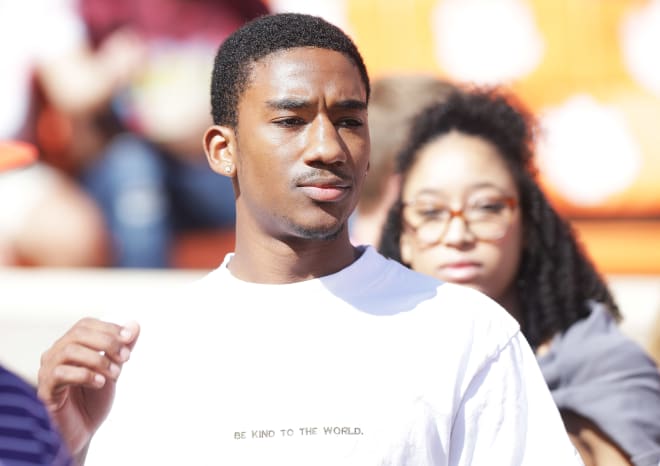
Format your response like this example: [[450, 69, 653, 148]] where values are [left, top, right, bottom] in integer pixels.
[[203, 125, 236, 177]]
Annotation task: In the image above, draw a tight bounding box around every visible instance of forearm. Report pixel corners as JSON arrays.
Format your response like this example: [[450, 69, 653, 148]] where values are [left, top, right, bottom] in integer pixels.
[[73, 441, 89, 466]]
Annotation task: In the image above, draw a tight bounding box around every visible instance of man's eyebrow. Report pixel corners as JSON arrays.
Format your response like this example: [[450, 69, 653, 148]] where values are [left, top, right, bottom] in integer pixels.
[[265, 98, 367, 111], [333, 99, 367, 111], [266, 98, 311, 111]]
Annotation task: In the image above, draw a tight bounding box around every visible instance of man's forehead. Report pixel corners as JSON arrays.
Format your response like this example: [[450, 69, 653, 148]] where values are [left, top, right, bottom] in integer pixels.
[[252, 46, 333, 65], [242, 48, 365, 97], [247, 47, 360, 80]]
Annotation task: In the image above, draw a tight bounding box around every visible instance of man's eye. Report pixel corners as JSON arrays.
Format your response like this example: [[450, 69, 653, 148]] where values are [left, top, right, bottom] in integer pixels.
[[275, 117, 305, 127], [336, 118, 363, 128]]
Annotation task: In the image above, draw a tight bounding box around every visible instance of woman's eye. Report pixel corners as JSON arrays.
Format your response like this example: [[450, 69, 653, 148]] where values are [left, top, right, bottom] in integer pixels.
[[472, 201, 506, 213], [417, 207, 448, 219]]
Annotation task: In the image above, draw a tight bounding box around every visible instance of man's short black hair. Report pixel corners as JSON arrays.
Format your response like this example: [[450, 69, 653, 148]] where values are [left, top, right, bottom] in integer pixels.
[[211, 12, 370, 127]]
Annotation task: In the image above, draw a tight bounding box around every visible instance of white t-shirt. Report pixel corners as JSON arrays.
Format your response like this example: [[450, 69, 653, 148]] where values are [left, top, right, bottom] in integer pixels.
[[86, 246, 582, 465]]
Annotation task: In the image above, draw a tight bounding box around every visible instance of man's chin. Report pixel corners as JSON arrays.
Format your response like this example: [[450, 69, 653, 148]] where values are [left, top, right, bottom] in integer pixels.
[[291, 221, 345, 241]]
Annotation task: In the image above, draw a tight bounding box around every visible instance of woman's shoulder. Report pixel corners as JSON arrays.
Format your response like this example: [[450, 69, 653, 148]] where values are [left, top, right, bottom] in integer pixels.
[[540, 302, 659, 382], [539, 302, 660, 464]]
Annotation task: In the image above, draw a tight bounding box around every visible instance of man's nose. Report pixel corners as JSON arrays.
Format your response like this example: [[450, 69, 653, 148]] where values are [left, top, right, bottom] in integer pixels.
[[303, 115, 347, 165]]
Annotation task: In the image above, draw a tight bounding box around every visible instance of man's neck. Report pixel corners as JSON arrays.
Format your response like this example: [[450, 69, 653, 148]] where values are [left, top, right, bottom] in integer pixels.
[[228, 231, 360, 284]]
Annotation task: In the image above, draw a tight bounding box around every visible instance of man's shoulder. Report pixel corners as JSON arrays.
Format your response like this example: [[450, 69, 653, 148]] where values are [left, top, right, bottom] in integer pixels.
[[364, 266, 524, 383], [360, 250, 520, 335], [372, 251, 504, 310], [405, 280, 521, 345]]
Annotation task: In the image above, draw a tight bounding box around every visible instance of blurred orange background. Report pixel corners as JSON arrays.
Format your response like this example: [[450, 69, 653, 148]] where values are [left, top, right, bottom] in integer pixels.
[[267, 0, 660, 274]]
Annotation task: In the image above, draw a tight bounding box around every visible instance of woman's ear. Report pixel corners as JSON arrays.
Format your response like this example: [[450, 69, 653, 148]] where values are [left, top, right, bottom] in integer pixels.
[[203, 125, 236, 177]]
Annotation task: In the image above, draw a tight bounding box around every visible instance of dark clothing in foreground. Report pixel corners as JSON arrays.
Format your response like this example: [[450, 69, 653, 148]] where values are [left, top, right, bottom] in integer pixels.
[[0, 365, 72, 466]]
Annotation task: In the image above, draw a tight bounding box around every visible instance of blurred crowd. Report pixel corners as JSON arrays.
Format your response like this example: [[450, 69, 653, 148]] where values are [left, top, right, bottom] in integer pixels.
[[0, 0, 268, 269]]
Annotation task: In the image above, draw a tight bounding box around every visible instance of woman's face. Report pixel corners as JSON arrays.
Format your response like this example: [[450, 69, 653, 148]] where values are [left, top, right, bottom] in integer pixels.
[[399, 131, 523, 305]]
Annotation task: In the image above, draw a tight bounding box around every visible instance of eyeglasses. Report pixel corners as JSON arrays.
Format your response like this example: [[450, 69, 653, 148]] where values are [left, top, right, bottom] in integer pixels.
[[402, 196, 518, 244]]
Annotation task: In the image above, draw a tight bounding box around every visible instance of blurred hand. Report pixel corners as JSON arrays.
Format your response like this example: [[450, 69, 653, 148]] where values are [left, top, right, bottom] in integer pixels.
[[99, 27, 148, 88], [37, 318, 140, 455]]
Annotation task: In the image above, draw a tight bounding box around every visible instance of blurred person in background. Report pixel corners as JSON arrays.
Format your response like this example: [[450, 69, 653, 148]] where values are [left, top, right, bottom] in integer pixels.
[[0, 0, 109, 267], [42, 0, 270, 268], [350, 74, 456, 248], [379, 87, 660, 466], [0, 142, 73, 465]]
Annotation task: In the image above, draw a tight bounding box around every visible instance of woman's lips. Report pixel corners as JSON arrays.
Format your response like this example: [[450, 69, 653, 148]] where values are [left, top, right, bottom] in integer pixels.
[[299, 185, 349, 202], [438, 262, 481, 282]]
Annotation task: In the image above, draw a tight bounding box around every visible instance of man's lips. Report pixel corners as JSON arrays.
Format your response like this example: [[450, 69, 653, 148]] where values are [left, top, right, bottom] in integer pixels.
[[298, 179, 351, 202]]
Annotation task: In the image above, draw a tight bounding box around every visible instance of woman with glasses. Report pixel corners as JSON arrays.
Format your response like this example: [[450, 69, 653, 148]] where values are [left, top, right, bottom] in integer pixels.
[[379, 87, 660, 466]]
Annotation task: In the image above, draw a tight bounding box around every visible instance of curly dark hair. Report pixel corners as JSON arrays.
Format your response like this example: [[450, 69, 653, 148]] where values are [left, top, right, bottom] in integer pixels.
[[210, 12, 370, 127], [379, 87, 620, 348]]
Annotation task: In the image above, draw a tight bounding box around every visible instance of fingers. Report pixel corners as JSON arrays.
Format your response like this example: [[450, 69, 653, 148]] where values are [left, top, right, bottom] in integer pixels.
[[61, 343, 123, 384], [51, 363, 110, 392], [121, 320, 140, 351], [61, 317, 134, 364], [38, 318, 140, 405]]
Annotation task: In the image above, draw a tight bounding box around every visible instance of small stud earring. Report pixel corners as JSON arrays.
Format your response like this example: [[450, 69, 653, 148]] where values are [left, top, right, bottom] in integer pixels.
[[224, 165, 232, 174]]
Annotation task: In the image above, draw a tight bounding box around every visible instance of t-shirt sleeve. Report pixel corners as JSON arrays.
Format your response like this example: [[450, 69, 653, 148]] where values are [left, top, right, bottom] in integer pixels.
[[449, 331, 584, 466]]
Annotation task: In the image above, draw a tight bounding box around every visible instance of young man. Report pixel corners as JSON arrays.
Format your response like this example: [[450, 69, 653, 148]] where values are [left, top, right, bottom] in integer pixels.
[[37, 13, 583, 465]]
